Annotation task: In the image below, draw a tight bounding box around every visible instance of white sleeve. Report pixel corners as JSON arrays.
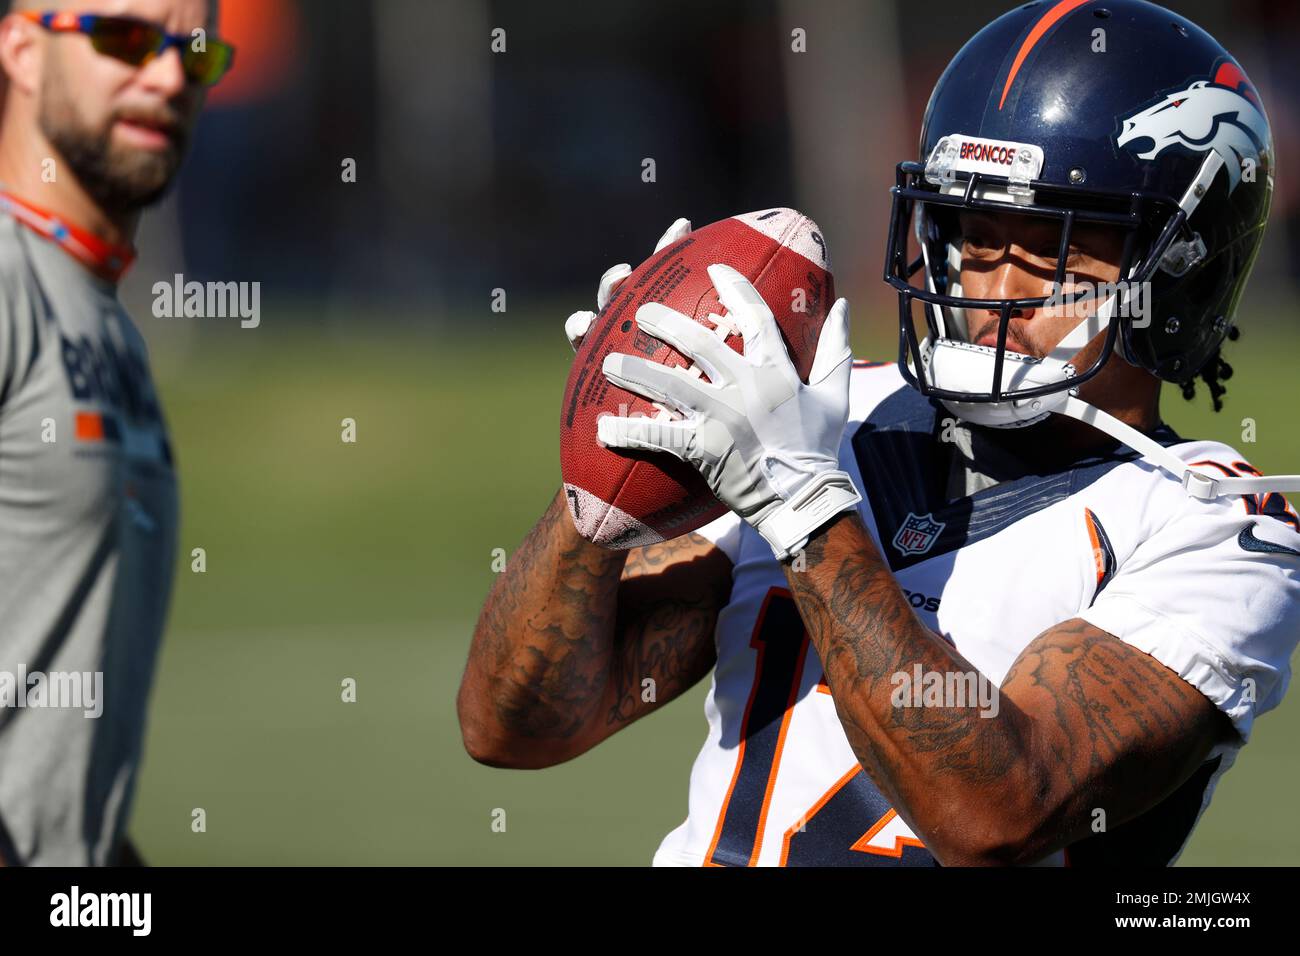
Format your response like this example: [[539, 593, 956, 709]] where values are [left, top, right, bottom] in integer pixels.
[[692, 510, 744, 565], [1079, 498, 1300, 744]]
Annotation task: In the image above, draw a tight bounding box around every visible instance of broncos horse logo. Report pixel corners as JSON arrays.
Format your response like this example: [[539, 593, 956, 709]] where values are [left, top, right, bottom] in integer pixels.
[[1116, 63, 1269, 192]]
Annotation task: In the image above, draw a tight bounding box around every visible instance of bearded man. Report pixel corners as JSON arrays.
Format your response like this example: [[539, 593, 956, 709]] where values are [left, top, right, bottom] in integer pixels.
[[0, 0, 233, 865]]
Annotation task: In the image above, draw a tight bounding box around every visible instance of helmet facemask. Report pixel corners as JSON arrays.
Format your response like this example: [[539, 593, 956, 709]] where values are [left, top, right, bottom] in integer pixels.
[[885, 140, 1194, 428]]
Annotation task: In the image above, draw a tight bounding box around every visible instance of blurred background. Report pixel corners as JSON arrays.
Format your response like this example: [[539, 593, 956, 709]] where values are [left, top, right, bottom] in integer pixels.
[[114, 0, 1300, 864]]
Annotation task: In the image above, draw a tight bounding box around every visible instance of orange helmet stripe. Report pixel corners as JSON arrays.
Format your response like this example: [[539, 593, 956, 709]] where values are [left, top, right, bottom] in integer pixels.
[[999, 0, 1094, 110]]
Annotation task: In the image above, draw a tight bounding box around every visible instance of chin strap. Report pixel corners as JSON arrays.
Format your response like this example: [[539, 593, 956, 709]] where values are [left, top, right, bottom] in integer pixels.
[[1056, 396, 1300, 500]]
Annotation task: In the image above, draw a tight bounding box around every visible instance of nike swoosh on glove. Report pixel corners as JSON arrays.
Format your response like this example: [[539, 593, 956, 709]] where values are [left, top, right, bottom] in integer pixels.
[[598, 263, 861, 560]]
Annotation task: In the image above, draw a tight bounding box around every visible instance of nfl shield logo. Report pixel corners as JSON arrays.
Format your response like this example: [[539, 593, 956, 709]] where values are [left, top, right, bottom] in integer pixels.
[[892, 512, 945, 556]]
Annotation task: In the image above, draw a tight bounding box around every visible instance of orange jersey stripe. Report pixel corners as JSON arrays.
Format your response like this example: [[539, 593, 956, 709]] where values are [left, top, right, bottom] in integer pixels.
[[1083, 507, 1105, 588]]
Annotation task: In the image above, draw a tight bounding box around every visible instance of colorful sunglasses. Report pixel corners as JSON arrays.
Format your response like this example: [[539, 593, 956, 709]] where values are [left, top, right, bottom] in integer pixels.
[[22, 11, 235, 86]]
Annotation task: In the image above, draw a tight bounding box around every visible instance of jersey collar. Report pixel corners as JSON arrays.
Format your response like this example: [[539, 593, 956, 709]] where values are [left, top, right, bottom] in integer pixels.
[[0, 190, 135, 283]]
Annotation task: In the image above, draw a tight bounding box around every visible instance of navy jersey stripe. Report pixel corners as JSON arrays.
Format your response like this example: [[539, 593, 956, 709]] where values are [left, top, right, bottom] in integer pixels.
[[851, 383, 1186, 572]]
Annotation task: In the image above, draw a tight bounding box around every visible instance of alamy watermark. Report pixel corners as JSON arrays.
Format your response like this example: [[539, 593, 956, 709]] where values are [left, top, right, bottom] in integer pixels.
[[891, 663, 999, 718], [50, 886, 150, 936], [152, 274, 260, 328], [1043, 275, 1151, 328], [596, 403, 692, 452], [0, 666, 103, 718]]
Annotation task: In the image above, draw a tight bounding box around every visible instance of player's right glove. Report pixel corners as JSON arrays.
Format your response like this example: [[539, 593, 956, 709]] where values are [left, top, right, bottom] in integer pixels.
[[598, 265, 859, 561], [563, 218, 692, 351]]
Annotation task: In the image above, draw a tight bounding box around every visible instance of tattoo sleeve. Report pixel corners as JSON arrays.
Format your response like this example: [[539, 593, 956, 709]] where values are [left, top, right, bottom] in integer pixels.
[[459, 489, 729, 767], [784, 510, 1231, 865]]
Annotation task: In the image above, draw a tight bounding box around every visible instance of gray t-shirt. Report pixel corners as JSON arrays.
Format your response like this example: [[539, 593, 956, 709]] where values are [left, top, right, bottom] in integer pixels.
[[0, 214, 177, 865]]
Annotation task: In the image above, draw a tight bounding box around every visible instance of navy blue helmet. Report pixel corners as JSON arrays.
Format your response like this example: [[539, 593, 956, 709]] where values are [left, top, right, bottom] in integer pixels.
[[884, 0, 1272, 427]]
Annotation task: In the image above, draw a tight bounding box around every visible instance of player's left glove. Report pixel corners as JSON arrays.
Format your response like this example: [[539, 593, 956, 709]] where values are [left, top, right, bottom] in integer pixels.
[[598, 263, 861, 561], [564, 217, 692, 351]]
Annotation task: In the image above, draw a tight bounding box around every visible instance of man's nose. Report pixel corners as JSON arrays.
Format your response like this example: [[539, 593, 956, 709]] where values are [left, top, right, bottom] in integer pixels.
[[138, 44, 189, 97], [983, 254, 1051, 315]]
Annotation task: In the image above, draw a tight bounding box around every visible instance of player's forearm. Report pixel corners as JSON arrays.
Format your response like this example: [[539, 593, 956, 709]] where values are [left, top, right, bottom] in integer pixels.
[[784, 511, 1047, 865], [459, 489, 629, 767]]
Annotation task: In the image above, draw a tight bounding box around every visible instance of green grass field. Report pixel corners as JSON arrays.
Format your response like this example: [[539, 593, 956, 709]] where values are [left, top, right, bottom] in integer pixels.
[[129, 308, 1300, 865]]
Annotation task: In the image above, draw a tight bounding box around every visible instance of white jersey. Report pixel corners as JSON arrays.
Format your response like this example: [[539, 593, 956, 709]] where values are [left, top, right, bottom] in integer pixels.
[[653, 362, 1300, 867]]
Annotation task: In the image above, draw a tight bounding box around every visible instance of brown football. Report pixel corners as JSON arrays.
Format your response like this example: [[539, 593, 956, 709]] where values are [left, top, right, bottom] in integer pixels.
[[560, 208, 834, 548]]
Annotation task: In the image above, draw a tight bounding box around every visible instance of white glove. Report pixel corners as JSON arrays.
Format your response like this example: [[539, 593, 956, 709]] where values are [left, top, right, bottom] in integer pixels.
[[598, 263, 861, 560], [564, 217, 693, 351]]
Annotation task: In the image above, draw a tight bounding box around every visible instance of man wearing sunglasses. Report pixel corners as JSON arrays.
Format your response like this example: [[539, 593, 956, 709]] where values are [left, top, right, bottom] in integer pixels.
[[0, 0, 231, 866]]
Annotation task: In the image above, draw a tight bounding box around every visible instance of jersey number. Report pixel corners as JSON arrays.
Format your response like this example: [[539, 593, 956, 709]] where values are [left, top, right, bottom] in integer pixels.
[[703, 588, 936, 866]]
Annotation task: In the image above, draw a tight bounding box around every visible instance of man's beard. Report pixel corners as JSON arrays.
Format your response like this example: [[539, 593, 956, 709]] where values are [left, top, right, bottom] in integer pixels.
[[38, 68, 189, 217]]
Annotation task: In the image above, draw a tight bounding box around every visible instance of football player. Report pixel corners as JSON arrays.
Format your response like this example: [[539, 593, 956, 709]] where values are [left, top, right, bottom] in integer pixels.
[[0, 0, 232, 864], [459, 0, 1300, 865]]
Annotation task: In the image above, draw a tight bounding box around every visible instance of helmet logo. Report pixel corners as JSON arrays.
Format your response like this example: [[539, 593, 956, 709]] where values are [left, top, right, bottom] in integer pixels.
[[1117, 64, 1268, 192]]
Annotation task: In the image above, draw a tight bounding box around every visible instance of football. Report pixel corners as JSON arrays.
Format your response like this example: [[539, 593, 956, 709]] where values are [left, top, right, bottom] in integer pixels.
[[560, 207, 835, 549]]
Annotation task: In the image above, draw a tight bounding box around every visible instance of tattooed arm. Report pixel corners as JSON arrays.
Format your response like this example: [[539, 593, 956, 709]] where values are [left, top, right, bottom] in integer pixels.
[[457, 489, 733, 769], [785, 510, 1235, 866]]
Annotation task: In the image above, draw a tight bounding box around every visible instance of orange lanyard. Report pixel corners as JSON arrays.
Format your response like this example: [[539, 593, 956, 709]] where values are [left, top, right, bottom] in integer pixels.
[[0, 190, 135, 282]]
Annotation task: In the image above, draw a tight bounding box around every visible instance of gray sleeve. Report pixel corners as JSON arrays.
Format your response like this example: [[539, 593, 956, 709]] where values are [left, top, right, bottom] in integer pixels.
[[0, 251, 43, 409]]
